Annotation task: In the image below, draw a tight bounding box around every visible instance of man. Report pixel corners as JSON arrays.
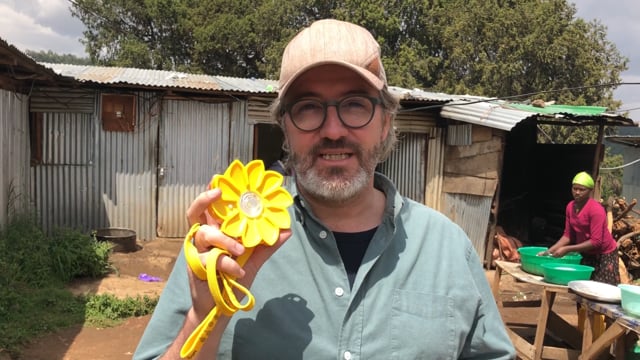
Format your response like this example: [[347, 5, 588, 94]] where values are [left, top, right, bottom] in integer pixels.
[[134, 19, 515, 359]]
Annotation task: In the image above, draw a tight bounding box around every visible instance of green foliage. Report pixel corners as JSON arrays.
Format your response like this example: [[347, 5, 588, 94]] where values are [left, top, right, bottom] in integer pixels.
[[49, 228, 114, 282], [70, 0, 627, 111], [0, 213, 53, 287], [24, 50, 92, 65], [0, 287, 86, 356], [536, 124, 615, 145], [0, 290, 157, 356], [0, 214, 155, 356], [83, 294, 159, 327], [0, 215, 112, 287], [600, 149, 624, 199], [534, 124, 624, 199]]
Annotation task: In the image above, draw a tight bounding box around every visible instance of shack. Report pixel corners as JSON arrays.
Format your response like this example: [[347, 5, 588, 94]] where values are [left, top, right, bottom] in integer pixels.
[[1, 36, 637, 268]]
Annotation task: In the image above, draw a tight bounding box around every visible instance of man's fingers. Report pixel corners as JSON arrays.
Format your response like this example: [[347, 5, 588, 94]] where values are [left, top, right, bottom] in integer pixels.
[[193, 224, 244, 256], [197, 251, 245, 279], [186, 188, 221, 226]]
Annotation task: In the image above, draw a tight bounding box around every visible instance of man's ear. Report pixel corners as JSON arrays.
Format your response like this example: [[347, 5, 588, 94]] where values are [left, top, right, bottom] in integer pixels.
[[381, 112, 391, 141]]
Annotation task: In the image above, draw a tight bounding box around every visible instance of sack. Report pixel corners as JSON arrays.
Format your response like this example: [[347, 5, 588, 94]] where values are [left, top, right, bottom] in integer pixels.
[[492, 226, 523, 267]]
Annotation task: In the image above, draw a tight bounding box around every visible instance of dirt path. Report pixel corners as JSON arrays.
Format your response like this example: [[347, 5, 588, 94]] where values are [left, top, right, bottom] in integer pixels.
[[14, 238, 182, 360], [13, 240, 578, 359]]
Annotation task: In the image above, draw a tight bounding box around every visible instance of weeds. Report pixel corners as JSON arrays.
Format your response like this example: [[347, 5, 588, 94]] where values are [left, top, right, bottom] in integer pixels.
[[49, 227, 114, 282], [83, 293, 159, 327], [0, 213, 157, 357]]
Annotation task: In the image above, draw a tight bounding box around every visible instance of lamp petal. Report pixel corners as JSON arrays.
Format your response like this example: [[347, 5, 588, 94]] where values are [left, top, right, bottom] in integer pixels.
[[256, 217, 280, 246], [246, 160, 267, 192], [221, 212, 247, 238], [242, 219, 263, 248], [264, 207, 291, 229], [259, 170, 284, 194], [264, 188, 294, 208]]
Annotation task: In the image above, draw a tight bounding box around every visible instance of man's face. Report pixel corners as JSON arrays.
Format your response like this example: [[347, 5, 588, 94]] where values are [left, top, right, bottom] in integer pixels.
[[282, 65, 390, 203]]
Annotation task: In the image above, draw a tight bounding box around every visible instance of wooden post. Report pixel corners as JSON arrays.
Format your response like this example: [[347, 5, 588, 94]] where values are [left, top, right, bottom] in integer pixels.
[[592, 122, 605, 200]]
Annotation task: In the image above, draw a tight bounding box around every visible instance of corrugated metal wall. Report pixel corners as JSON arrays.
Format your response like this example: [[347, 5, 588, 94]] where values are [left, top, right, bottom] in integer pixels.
[[228, 101, 253, 162], [32, 90, 160, 239], [0, 88, 31, 228], [378, 128, 445, 210], [443, 192, 492, 260], [29, 87, 254, 240], [32, 112, 95, 232], [378, 132, 426, 203], [94, 92, 159, 239], [380, 122, 491, 260], [157, 100, 251, 238], [31, 87, 95, 113]]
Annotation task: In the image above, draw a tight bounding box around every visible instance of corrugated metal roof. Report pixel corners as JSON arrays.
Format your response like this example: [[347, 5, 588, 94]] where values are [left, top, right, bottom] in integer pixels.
[[390, 86, 457, 102], [393, 89, 540, 131], [393, 88, 637, 130], [0, 37, 61, 83], [40, 63, 278, 94], [605, 135, 640, 147], [35, 63, 638, 131], [440, 99, 537, 131]]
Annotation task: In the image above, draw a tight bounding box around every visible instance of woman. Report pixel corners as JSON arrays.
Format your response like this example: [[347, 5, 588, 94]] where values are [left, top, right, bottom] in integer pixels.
[[542, 171, 620, 285]]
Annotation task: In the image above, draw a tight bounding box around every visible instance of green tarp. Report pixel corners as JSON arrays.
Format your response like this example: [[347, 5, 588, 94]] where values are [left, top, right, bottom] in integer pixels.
[[507, 103, 608, 116]]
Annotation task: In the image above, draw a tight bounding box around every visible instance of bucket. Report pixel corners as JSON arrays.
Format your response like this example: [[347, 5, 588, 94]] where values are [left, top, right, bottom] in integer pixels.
[[94, 228, 138, 253]]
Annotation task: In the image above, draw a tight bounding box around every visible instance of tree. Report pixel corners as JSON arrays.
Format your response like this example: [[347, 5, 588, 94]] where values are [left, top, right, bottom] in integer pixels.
[[24, 50, 91, 65], [70, 0, 627, 109], [70, 0, 195, 71]]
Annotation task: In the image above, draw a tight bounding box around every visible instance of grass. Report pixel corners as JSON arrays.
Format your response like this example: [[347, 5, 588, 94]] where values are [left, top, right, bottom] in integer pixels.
[[0, 213, 158, 358]]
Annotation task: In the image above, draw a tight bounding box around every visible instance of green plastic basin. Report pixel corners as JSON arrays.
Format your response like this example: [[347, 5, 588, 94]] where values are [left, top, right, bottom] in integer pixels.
[[541, 263, 594, 285], [619, 284, 640, 317], [517, 246, 582, 276]]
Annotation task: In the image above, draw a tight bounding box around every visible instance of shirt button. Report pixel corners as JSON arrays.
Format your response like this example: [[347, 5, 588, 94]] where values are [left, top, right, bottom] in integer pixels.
[[343, 351, 352, 360], [319, 230, 327, 239], [335, 287, 345, 297]]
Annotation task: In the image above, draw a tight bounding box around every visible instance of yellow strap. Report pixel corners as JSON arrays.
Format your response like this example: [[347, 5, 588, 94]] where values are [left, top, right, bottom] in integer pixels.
[[180, 223, 256, 359]]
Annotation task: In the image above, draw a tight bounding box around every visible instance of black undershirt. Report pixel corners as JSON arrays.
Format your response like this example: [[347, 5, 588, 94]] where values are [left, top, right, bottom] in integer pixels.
[[334, 227, 377, 288]]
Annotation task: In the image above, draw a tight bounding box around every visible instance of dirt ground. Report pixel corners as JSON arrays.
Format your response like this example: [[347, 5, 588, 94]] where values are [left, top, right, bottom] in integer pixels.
[[14, 239, 580, 360]]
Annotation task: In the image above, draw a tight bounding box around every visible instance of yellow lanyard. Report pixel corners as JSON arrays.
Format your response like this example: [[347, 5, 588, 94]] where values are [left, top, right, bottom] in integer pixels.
[[180, 223, 255, 358], [179, 160, 293, 359]]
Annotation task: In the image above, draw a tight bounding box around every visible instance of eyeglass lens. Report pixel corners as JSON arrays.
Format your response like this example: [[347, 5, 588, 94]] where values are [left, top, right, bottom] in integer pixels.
[[288, 96, 378, 131]]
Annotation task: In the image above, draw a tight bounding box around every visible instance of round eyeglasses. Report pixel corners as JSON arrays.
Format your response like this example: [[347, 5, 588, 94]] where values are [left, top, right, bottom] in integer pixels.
[[285, 95, 382, 132]]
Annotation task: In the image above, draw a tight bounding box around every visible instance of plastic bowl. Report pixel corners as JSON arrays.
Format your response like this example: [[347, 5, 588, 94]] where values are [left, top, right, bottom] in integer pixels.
[[540, 263, 594, 285], [618, 284, 640, 317], [517, 246, 582, 275]]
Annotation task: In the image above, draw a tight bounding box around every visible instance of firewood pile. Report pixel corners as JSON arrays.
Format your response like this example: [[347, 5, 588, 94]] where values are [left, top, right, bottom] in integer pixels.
[[607, 197, 640, 281]]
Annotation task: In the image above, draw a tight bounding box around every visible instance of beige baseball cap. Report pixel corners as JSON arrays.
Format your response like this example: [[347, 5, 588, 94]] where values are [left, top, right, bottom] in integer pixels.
[[278, 19, 387, 100]]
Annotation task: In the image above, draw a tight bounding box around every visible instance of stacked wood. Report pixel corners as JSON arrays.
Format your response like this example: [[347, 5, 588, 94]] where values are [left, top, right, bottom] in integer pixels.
[[607, 197, 640, 281]]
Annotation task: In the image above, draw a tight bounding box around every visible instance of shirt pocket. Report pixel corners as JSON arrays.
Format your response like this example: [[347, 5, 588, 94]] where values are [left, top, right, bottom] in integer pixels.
[[390, 290, 455, 360]]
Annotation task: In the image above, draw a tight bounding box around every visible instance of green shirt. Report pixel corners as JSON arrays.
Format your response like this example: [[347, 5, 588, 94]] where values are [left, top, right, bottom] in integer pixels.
[[134, 174, 515, 359]]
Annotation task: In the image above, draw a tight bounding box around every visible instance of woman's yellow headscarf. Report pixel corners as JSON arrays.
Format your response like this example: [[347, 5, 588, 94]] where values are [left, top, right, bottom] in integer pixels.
[[572, 171, 594, 189]]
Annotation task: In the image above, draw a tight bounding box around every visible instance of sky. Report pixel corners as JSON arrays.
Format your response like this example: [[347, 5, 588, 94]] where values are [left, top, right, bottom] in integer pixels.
[[0, 0, 639, 122]]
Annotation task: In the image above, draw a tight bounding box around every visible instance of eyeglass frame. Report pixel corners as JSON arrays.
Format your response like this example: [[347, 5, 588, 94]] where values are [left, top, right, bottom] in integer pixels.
[[283, 95, 383, 132]]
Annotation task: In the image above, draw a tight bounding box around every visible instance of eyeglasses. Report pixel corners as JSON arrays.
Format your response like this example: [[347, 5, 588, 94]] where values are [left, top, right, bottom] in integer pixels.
[[284, 95, 382, 132]]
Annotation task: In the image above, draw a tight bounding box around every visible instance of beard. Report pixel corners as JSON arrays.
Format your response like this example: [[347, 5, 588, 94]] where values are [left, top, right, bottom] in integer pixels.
[[290, 138, 383, 203]]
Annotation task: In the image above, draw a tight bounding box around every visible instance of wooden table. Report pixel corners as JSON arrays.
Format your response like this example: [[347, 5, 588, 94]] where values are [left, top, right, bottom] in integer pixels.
[[494, 260, 640, 359], [493, 260, 582, 360], [576, 296, 640, 359]]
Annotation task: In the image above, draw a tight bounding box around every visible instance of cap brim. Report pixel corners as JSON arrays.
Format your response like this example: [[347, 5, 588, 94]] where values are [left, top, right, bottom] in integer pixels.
[[278, 60, 384, 100]]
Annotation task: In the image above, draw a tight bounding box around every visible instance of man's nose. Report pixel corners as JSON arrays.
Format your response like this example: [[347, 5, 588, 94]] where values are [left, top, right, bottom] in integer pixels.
[[318, 106, 348, 139]]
